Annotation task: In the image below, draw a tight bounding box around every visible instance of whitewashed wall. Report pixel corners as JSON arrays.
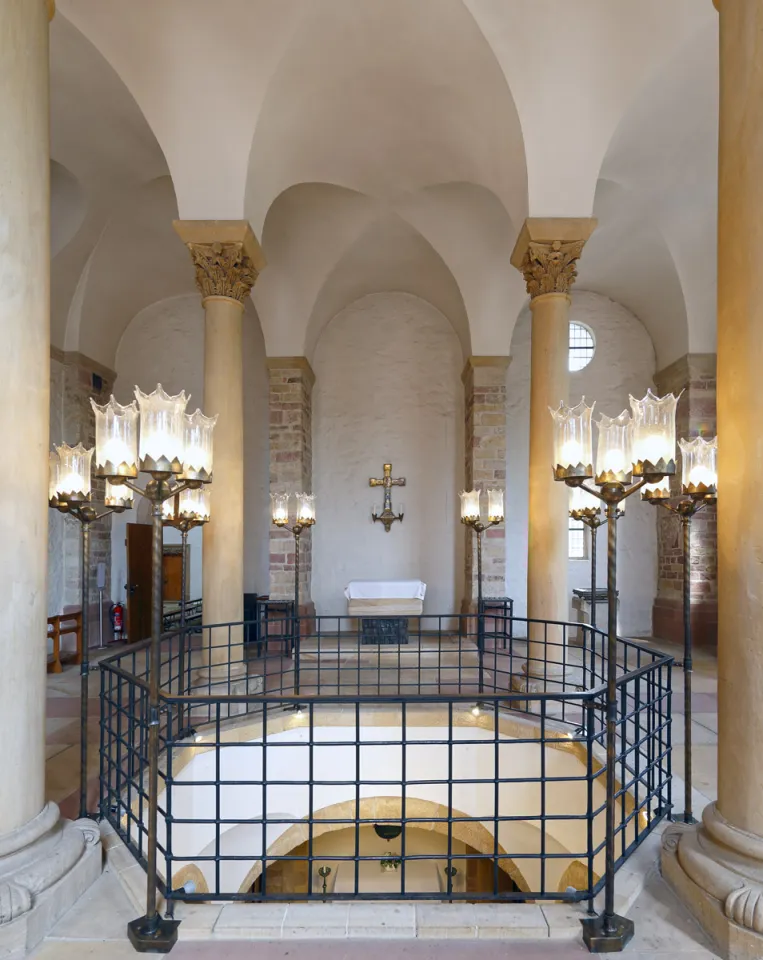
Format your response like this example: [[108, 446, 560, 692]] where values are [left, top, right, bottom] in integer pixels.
[[505, 291, 657, 636], [312, 292, 464, 616], [111, 294, 270, 602]]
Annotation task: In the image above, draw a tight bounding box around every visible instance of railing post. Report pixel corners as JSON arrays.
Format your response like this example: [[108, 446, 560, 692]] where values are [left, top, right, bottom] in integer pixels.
[[477, 528, 484, 694], [581, 500, 634, 951]]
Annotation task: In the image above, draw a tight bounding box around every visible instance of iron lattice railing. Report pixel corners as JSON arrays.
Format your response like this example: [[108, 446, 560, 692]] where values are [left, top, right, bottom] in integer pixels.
[[100, 611, 671, 911]]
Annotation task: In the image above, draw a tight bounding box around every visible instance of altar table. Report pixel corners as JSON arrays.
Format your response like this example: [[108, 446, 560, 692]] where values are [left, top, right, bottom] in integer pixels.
[[344, 580, 426, 618]]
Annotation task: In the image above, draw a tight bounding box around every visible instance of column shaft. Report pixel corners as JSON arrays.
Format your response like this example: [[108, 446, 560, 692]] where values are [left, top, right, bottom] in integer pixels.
[[716, 0, 763, 838], [527, 292, 570, 640], [203, 296, 245, 665], [0, 0, 50, 833]]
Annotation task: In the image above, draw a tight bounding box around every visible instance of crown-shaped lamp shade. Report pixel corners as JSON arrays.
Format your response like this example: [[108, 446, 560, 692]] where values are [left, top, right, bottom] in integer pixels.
[[134, 384, 189, 475], [679, 436, 717, 497], [48, 451, 60, 506], [630, 389, 678, 477], [550, 398, 595, 480], [181, 409, 218, 483], [487, 488, 505, 523], [179, 487, 211, 522], [91, 396, 139, 480], [296, 492, 316, 524], [105, 479, 134, 510], [162, 494, 178, 521], [459, 489, 481, 522], [641, 476, 671, 502], [271, 492, 290, 526], [595, 412, 632, 485], [569, 483, 601, 518], [54, 443, 93, 503]]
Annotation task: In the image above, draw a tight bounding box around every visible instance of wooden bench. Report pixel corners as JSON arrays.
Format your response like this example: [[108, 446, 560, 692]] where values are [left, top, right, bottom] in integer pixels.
[[47, 611, 83, 674]]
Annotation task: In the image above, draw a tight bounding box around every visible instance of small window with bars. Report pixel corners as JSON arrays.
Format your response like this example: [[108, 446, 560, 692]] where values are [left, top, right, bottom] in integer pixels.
[[569, 517, 587, 559], [569, 322, 595, 372]]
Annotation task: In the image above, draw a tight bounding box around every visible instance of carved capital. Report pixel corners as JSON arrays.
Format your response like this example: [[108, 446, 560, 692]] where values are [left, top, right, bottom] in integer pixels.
[[186, 241, 258, 304], [519, 239, 585, 300]]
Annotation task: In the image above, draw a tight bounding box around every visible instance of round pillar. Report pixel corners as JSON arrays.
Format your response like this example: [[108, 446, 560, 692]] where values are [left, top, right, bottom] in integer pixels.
[[0, 0, 51, 835], [202, 295, 245, 668]]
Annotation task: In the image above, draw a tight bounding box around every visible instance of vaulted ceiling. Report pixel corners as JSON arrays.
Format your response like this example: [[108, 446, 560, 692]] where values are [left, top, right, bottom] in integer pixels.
[[52, 0, 718, 370]]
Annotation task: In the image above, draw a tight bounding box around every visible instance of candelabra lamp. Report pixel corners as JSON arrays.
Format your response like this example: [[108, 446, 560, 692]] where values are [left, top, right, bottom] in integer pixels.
[[48, 446, 132, 820], [163, 486, 211, 738], [569, 485, 623, 633], [460, 488, 504, 692], [643, 435, 717, 825], [271, 492, 316, 695], [91, 386, 217, 953], [552, 389, 679, 952]]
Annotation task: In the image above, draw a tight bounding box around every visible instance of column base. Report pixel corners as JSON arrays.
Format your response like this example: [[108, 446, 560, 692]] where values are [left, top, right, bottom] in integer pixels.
[[662, 803, 763, 959], [190, 662, 264, 720], [511, 660, 578, 694], [0, 803, 101, 959]]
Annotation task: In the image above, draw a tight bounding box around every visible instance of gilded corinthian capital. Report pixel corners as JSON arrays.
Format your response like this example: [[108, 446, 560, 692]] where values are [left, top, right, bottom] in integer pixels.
[[173, 220, 266, 305], [187, 242, 259, 303], [519, 240, 585, 299], [510, 217, 597, 301]]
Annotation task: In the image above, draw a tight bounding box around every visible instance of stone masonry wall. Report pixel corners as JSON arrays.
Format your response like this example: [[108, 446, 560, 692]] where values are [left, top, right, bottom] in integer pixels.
[[462, 358, 509, 607], [268, 358, 314, 608], [653, 354, 717, 649], [49, 349, 116, 644]]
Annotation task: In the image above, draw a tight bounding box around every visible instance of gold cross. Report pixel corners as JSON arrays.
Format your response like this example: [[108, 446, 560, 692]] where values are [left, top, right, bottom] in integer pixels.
[[369, 463, 405, 532]]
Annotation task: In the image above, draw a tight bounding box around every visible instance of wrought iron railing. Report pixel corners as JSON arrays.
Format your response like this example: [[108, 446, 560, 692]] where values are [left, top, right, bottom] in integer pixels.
[[99, 613, 671, 925]]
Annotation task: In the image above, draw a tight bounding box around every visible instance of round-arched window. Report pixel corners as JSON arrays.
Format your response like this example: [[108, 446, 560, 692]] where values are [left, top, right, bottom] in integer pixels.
[[569, 322, 595, 372]]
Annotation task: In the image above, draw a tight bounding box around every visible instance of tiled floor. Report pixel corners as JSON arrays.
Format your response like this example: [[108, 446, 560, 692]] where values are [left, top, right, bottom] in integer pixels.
[[38, 635, 721, 958]]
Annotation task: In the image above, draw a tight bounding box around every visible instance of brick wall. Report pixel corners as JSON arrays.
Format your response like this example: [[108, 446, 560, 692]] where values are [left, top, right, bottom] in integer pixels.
[[268, 358, 314, 608], [462, 357, 509, 607], [653, 353, 717, 649]]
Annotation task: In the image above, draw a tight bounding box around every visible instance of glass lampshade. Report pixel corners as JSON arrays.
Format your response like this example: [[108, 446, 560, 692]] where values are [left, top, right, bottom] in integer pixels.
[[630, 389, 678, 477], [679, 436, 717, 497], [296, 492, 316, 524], [162, 494, 178, 521], [569, 484, 600, 518], [641, 476, 671, 502], [459, 489, 481, 522], [271, 492, 290, 525], [179, 487, 211, 522], [181, 408, 218, 483], [90, 396, 139, 479], [595, 412, 632, 485], [550, 398, 594, 480], [55, 443, 93, 502], [487, 488, 504, 523], [48, 451, 60, 506], [105, 480, 134, 510], [134, 384, 188, 475]]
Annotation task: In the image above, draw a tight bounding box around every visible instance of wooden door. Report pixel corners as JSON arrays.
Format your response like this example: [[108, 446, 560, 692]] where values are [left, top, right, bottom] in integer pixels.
[[163, 553, 183, 603], [126, 523, 153, 643]]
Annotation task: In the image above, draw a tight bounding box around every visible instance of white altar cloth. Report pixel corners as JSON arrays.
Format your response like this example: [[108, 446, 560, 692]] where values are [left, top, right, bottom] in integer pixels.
[[344, 580, 426, 601]]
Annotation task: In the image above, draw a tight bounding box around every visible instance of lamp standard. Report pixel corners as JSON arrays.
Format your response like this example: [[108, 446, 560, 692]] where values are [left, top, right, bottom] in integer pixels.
[[569, 485, 622, 634], [460, 488, 504, 693], [48, 447, 131, 819], [91, 386, 217, 953], [644, 436, 717, 825], [551, 389, 679, 952], [163, 486, 211, 737], [271, 492, 316, 695]]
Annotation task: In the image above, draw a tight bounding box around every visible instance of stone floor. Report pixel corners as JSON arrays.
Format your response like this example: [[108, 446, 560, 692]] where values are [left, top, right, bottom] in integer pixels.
[[36, 635, 721, 958]]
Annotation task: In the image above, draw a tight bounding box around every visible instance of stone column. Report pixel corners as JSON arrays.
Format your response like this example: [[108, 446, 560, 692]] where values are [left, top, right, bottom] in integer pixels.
[[510, 219, 596, 688], [174, 221, 266, 680], [461, 356, 510, 609], [0, 3, 100, 956], [663, 4, 763, 957], [267, 358, 315, 617], [652, 354, 717, 649]]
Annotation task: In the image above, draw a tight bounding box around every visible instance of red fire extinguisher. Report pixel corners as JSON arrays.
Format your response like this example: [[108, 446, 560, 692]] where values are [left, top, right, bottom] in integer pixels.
[[109, 601, 125, 641]]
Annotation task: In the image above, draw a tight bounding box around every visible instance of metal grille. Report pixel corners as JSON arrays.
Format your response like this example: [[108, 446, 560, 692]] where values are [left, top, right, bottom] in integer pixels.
[[100, 613, 671, 909]]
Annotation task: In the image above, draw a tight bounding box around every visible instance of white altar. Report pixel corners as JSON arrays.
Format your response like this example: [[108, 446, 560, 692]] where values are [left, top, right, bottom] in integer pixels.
[[345, 580, 426, 618]]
